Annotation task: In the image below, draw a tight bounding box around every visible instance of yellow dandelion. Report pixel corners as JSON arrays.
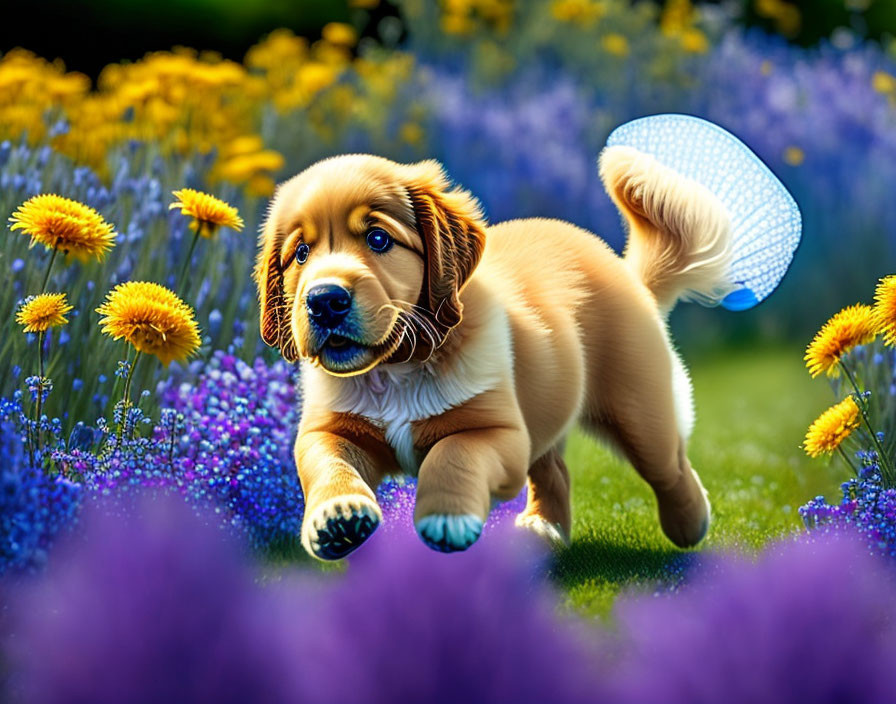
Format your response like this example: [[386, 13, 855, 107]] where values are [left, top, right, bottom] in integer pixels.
[[601, 34, 630, 58], [9, 194, 117, 261], [169, 189, 244, 237], [16, 293, 73, 333], [680, 28, 709, 54], [873, 274, 896, 346], [783, 146, 805, 166], [872, 70, 896, 95], [96, 281, 201, 365], [804, 304, 878, 377], [803, 396, 861, 458], [321, 22, 358, 47]]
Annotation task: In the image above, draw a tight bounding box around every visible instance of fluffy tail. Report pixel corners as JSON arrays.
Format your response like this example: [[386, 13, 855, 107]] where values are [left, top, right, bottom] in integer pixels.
[[600, 145, 733, 314], [599, 114, 801, 314]]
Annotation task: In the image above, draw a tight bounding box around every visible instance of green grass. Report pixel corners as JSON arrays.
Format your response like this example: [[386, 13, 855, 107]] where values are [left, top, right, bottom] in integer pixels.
[[552, 344, 840, 617]]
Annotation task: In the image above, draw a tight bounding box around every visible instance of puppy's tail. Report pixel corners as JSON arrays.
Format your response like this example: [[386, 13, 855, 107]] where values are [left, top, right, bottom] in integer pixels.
[[599, 114, 801, 315]]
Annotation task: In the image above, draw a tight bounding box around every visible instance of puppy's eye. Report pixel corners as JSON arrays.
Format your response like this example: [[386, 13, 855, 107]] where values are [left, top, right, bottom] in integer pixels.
[[294, 243, 310, 265], [366, 228, 393, 253]]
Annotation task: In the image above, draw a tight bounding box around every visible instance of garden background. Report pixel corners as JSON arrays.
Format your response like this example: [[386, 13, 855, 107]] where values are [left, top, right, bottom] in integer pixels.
[[3, 1, 896, 700]]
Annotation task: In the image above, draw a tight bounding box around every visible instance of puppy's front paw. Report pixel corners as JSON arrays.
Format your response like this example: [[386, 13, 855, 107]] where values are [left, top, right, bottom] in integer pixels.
[[514, 513, 569, 548], [302, 495, 381, 561], [415, 514, 483, 553]]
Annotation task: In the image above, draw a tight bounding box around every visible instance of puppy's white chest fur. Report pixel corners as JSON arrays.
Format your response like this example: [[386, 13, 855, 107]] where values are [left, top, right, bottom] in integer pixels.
[[334, 367, 484, 474], [303, 305, 511, 475]]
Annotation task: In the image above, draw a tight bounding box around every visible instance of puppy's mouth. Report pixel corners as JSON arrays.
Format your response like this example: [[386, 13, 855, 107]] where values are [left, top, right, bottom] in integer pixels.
[[323, 333, 353, 350], [312, 331, 375, 374], [309, 320, 406, 376]]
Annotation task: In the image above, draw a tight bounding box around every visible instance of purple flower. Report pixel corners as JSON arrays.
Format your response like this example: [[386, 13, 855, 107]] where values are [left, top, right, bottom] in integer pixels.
[[0, 413, 80, 574], [6, 492, 896, 704], [3, 493, 602, 704], [604, 535, 896, 704], [3, 495, 301, 704], [280, 526, 601, 704]]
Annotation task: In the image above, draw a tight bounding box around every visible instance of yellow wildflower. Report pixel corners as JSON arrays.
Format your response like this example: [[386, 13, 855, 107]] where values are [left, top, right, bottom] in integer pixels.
[[216, 150, 285, 184], [16, 293, 73, 333], [9, 194, 117, 261], [96, 282, 201, 365], [601, 34, 630, 57], [872, 71, 896, 95], [297, 62, 340, 96], [874, 274, 896, 346], [399, 122, 424, 146], [805, 304, 878, 377], [552, 0, 605, 24], [441, 14, 476, 36], [680, 28, 709, 53], [247, 175, 277, 198], [783, 146, 805, 166], [322, 23, 358, 47], [169, 189, 244, 236], [222, 135, 266, 158], [756, 0, 801, 37], [804, 396, 861, 458]]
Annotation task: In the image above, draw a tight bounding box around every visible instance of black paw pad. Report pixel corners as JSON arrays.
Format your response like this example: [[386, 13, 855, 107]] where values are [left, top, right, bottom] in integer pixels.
[[311, 509, 379, 560]]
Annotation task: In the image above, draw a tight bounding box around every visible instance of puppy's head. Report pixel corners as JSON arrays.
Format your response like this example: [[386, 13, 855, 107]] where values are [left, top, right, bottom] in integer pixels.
[[256, 155, 486, 375]]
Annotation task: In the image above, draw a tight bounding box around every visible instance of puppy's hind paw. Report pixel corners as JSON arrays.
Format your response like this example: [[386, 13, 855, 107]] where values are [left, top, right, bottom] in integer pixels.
[[515, 513, 569, 548], [415, 514, 483, 553], [302, 495, 381, 561]]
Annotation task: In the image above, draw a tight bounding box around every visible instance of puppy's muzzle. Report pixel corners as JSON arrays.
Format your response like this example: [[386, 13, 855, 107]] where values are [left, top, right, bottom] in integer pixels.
[[306, 283, 352, 331]]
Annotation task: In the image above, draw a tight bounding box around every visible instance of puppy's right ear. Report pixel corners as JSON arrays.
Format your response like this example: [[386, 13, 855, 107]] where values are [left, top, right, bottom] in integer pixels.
[[255, 217, 299, 362]]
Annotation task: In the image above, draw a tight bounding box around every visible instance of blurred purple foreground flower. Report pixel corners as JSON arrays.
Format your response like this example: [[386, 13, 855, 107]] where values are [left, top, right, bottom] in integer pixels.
[[2, 497, 297, 704], [5, 493, 896, 704], [2, 494, 598, 704], [606, 535, 896, 704]]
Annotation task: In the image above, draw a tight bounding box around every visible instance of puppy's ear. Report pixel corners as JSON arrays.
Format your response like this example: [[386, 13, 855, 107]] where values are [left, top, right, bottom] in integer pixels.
[[255, 218, 299, 362], [404, 160, 486, 334]]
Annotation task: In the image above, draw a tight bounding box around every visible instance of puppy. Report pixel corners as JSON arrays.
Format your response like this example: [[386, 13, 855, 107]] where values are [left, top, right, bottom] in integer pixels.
[[256, 120, 797, 560]]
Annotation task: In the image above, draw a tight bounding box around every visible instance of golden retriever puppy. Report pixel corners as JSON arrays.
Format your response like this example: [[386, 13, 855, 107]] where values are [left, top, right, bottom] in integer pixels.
[[256, 115, 800, 560]]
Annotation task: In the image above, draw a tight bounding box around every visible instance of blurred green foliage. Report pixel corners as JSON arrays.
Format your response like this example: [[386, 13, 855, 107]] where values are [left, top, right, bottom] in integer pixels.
[[741, 0, 896, 45], [0, 0, 352, 76]]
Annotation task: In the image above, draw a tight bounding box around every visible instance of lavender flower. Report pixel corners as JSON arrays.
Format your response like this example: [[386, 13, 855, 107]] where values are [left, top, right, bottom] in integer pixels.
[[2, 493, 602, 704], [7, 492, 896, 704], [605, 535, 896, 704], [3, 495, 301, 704], [0, 413, 80, 574], [281, 526, 600, 704], [51, 351, 305, 549]]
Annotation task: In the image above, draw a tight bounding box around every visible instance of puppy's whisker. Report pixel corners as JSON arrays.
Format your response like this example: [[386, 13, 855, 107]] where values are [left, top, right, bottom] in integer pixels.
[[396, 305, 440, 361], [390, 299, 441, 342], [396, 312, 418, 364]]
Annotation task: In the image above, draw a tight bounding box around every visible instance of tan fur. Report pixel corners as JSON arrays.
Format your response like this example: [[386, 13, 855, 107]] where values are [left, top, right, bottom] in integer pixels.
[[257, 151, 729, 559], [600, 145, 735, 314]]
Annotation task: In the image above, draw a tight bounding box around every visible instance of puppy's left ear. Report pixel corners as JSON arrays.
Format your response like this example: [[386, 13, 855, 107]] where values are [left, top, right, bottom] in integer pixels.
[[404, 160, 487, 333], [255, 216, 299, 362]]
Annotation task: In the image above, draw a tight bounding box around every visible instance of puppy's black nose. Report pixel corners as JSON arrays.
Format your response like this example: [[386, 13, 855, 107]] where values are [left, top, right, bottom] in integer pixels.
[[306, 284, 352, 329]]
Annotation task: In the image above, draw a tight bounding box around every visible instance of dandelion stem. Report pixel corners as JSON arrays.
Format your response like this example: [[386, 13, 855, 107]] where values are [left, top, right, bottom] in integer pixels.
[[837, 445, 859, 477], [840, 360, 894, 484], [115, 351, 141, 450], [40, 249, 58, 293], [178, 223, 202, 294]]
